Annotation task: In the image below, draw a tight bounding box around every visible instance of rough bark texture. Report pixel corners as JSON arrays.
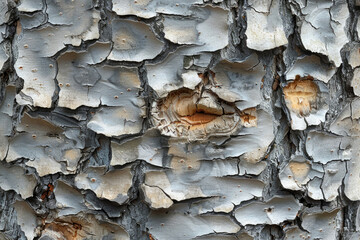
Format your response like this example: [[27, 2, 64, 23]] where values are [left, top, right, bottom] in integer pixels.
[[0, 0, 360, 239]]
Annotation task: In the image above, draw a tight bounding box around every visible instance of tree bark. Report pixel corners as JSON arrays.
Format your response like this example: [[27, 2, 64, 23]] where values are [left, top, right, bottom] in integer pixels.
[[0, 0, 359, 239]]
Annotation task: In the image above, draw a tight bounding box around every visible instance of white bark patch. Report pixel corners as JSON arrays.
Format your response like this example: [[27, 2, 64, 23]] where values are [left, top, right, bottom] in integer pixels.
[[112, 0, 203, 19], [147, 49, 214, 98], [358, 14, 360, 40], [154, 5, 230, 55], [56, 43, 145, 137], [279, 156, 315, 191], [163, 17, 198, 45], [108, 19, 163, 62], [57, 43, 112, 109], [307, 177, 324, 200], [58, 52, 142, 108], [234, 196, 301, 225], [15, 45, 56, 108], [348, 43, 360, 69], [0, 162, 37, 199], [45, 0, 94, 25], [280, 156, 345, 201], [181, 6, 229, 54], [296, 0, 349, 67], [246, 0, 288, 51], [146, 49, 190, 98], [18, 0, 43, 12], [13, 201, 37, 240], [54, 181, 87, 216], [285, 55, 336, 83], [0, 42, 9, 72], [14, 3, 100, 108], [239, 160, 267, 175], [352, 68, 360, 97], [211, 54, 265, 109], [301, 209, 341, 240], [0, 0, 10, 24], [75, 167, 132, 205], [142, 184, 174, 209], [144, 166, 264, 213], [6, 113, 84, 177], [306, 131, 351, 164], [285, 227, 309, 240], [0, 86, 15, 160], [147, 204, 240, 239], [19, 12, 46, 30], [110, 129, 165, 167], [308, 98, 360, 200], [322, 161, 346, 201], [195, 235, 241, 240], [87, 104, 145, 137], [344, 138, 360, 201]]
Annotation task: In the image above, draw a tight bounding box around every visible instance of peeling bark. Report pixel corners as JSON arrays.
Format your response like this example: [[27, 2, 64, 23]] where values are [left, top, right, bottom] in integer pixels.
[[0, 0, 359, 240]]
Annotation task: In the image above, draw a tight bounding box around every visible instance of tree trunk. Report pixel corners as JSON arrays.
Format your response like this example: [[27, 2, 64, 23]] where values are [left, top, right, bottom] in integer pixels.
[[0, 0, 359, 239]]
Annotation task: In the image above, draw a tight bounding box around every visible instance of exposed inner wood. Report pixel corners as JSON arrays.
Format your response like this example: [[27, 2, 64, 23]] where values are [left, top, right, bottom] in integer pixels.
[[43, 221, 82, 239], [283, 77, 318, 117], [172, 91, 231, 127], [152, 86, 245, 139], [289, 161, 310, 181], [181, 113, 218, 125], [240, 108, 257, 127]]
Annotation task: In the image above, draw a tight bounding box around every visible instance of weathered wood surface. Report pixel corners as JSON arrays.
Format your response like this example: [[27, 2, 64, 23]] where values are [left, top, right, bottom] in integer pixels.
[[0, 0, 360, 239]]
